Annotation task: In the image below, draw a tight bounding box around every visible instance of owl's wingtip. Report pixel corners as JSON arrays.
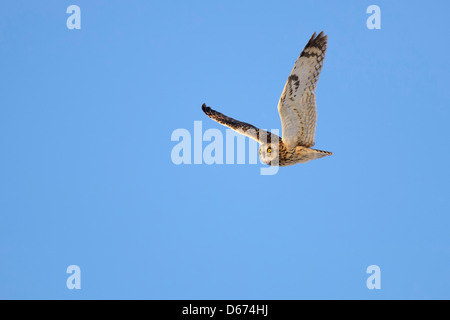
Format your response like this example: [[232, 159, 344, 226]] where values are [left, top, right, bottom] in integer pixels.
[[202, 103, 211, 113]]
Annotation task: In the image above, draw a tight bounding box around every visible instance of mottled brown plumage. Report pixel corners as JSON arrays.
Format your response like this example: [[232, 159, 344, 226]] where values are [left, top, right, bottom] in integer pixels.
[[202, 32, 332, 167]]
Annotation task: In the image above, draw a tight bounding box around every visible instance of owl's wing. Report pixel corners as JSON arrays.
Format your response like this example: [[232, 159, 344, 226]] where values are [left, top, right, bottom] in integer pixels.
[[277, 31, 327, 149], [202, 104, 280, 144]]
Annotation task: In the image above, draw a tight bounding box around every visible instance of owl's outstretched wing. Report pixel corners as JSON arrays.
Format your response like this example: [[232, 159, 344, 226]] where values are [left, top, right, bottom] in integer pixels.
[[202, 104, 280, 144], [277, 31, 327, 149]]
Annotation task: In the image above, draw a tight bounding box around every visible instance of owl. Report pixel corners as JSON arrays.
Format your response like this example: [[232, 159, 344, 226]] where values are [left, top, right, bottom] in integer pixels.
[[202, 31, 332, 166]]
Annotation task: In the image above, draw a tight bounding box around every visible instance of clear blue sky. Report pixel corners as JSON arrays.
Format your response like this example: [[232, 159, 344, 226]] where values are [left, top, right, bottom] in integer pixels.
[[1, 0, 449, 299]]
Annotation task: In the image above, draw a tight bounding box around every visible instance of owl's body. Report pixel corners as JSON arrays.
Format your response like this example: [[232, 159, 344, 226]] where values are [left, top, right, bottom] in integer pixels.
[[202, 31, 332, 167]]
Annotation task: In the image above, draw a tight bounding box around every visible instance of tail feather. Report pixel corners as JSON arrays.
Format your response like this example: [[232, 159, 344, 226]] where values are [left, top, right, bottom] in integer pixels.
[[311, 148, 333, 156]]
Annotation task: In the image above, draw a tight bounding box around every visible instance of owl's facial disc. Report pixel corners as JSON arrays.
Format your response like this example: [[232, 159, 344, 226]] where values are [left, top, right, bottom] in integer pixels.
[[259, 143, 279, 165]]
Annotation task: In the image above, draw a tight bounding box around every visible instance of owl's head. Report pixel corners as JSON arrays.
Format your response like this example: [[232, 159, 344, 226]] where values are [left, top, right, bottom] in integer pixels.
[[259, 143, 280, 166]]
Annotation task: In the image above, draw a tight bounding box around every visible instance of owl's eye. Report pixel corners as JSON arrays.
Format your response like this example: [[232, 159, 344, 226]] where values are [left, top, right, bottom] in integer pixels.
[[267, 148, 272, 153]]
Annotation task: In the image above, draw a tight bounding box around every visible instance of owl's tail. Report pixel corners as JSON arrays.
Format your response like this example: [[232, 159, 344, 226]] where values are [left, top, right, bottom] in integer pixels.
[[291, 147, 332, 164], [311, 148, 333, 157]]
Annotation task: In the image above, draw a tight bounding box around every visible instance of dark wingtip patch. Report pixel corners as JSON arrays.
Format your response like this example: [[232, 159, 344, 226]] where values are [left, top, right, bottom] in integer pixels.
[[300, 31, 328, 58], [311, 31, 327, 47], [202, 103, 211, 114]]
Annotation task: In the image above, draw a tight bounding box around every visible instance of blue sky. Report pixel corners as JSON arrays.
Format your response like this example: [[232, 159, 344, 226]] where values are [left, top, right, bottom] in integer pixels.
[[1, 0, 449, 299]]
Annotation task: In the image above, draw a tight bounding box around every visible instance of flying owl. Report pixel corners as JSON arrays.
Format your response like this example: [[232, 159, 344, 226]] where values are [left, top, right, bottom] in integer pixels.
[[202, 31, 332, 166]]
